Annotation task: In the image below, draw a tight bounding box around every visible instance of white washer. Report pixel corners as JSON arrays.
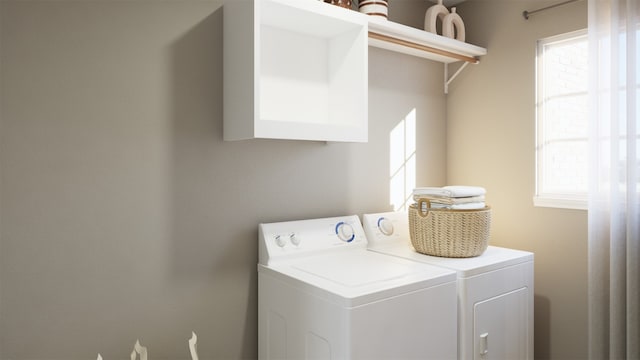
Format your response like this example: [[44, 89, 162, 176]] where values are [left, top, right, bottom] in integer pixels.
[[363, 211, 534, 360], [258, 215, 458, 360]]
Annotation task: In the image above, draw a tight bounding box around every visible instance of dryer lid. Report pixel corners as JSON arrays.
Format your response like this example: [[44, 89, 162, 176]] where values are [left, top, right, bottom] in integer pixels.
[[370, 245, 533, 277]]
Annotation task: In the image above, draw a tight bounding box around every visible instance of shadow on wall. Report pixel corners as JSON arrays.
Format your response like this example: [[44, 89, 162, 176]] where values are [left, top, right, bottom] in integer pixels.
[[168, 6, 257, 359], [169, 3, 225, 283], [534, 295, 551, 359]]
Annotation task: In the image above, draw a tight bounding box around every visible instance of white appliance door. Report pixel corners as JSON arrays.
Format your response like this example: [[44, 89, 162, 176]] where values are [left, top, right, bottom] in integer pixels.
[[473, 287, 529, 360]]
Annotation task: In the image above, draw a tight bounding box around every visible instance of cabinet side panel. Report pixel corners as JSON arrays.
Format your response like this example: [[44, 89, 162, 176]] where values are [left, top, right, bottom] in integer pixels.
[[223, 0, 255, 140], [328, 25, 368, 142]]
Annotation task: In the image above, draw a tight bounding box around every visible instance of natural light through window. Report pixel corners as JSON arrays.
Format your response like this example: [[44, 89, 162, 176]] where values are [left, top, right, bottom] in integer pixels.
[[535, 29, 588, 210], [390, 109, 416, 211]]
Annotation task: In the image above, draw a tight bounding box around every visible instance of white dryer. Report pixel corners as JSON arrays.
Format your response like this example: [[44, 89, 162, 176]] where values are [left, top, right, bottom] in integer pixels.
[[363, 211, 534, 360], [258, 215, 457, 360]]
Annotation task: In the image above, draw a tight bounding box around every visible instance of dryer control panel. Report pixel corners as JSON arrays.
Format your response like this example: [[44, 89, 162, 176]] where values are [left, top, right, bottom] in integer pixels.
[[362, 211, 411, 248], [259, 215, 367, 265]]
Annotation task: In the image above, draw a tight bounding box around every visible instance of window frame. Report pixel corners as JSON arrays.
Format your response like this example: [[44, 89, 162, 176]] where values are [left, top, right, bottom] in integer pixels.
[[534, 29, 588, 211]]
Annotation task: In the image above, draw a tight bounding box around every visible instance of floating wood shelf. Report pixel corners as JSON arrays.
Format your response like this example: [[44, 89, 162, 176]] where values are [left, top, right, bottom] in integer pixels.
[[367, 16, 487, 64]]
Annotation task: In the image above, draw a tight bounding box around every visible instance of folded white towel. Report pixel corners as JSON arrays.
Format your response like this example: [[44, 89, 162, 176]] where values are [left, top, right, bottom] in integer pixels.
[[413, 185, 486, 199], [414, 194, 485, 205], [419, 201, 487, 211], [412, 187, 449, 198], [430, 202, 486, 210], [443, 185, 486, 197]]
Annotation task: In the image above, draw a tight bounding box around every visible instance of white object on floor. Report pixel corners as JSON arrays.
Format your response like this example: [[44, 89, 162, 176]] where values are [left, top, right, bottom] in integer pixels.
[[98, 332, 199, 359], [189, 332, 199, 360], [130, 340, 147, 360]]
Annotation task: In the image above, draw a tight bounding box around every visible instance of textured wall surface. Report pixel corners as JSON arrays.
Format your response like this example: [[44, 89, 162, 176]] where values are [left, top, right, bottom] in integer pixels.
[[0, 1, 446, 358]]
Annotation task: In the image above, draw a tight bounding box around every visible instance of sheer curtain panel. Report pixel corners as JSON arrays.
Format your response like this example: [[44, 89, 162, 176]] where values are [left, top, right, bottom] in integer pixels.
[[587, 0, 640, 359]]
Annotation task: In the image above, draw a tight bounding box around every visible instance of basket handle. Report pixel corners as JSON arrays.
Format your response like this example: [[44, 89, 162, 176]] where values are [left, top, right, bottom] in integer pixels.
[[417, 198, 431, 218]]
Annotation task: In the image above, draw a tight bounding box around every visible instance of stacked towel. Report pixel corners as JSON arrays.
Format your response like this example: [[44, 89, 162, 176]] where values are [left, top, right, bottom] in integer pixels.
[[413, 185, 487, 210]]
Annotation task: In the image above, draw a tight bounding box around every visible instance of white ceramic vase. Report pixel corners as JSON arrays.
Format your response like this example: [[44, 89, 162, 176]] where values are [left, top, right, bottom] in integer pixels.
[[442, 7, 465, 42], [424, 0, 449, 33]]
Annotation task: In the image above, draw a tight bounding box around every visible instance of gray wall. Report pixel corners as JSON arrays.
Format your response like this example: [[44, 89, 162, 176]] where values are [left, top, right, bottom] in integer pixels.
[[0, 1, 446, 358], [449, 0, 588, 359]]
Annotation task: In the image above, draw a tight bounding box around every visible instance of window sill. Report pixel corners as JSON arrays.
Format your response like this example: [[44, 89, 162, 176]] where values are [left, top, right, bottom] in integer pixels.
[[533, 196, 587, 210]]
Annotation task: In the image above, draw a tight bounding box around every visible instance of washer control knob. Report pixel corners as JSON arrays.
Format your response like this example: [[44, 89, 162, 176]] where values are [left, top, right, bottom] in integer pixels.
[[378, 217, 394, 236], [335, 222, 355, 242], [275, 235, 286, 248], [289, 233, 300, 246]]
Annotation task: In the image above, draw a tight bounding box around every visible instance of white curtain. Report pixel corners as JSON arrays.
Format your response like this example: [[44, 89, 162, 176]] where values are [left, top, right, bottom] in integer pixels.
[[588, 0, 640, 359]]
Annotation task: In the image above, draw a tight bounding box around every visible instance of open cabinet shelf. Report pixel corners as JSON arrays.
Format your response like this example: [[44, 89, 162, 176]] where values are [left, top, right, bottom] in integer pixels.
[[223, 0, 368, 142], [223, 0, 487, 142]]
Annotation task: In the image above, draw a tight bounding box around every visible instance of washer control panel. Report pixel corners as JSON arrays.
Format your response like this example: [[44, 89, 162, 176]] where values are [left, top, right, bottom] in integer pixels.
[[259, 215, 366, 265]]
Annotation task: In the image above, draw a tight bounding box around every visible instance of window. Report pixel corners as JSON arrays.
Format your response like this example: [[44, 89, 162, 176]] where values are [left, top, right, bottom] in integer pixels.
[[535, 29, 588, 210]]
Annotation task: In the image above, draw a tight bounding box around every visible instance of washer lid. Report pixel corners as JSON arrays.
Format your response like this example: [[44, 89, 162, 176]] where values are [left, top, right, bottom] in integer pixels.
[[259, 250, 456, 307], [369, 245, 533, 277], [293, 251, 411, 287]]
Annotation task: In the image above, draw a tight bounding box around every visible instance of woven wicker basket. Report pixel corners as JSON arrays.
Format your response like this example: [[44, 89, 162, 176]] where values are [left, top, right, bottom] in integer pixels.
[[408, 199, 491, 258]]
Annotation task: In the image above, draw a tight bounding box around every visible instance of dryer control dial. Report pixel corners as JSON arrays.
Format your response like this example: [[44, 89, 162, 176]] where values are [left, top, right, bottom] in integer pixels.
[[335, 222, 355, 242], [377, 217, 394, 236]]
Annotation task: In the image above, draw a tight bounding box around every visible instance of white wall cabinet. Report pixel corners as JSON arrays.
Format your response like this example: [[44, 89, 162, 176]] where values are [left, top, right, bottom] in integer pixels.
[[223, 0, 368, 142], [223, 0, 487, 142]]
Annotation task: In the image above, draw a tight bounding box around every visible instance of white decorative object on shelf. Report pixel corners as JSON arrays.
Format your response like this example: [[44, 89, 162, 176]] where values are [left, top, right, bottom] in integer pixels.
[[358, 0, 388, 19], [424, 0, 449, 34], [223, 0, 368, 142], [328, 0, 352, 9], [424, 0, 466, 43], [442, 7, 465, 42]]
